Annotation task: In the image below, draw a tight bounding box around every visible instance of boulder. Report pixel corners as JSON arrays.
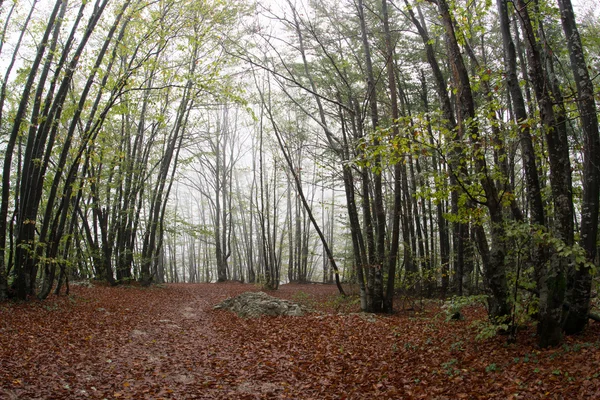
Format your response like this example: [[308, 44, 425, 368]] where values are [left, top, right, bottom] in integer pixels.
[[214, 291, 308, 318]]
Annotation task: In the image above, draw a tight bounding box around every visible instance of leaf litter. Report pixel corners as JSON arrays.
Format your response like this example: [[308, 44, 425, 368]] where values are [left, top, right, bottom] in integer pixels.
[[1, 282, 599, 399]]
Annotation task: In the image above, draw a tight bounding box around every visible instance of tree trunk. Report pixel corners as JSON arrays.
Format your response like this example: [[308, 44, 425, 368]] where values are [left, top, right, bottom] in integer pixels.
[[381, 0, 402, 313], [557, 0, 600, 335], [357, 0, 385, 312], [437, 0, 510, 319], [516, 0, 574, 347], [405, 0, 468, 297], [0, 0, 37, 300]]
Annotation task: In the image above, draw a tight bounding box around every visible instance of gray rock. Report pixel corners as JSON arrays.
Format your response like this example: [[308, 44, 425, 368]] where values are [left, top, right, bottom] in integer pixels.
[[214, 291, 309, 318]]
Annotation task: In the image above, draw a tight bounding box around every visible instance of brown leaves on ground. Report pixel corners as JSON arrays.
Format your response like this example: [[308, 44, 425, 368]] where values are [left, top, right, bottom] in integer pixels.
[[1, 283, 599, 399]]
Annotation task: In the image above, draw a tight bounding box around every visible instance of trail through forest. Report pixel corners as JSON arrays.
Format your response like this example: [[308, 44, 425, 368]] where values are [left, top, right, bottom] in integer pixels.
[[1, 283, 599, 399]]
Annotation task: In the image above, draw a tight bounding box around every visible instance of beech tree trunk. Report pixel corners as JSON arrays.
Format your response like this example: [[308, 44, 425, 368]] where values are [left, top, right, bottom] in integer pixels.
[[357, 0, 385, 312], [516, 0, 574, 347], [437, 0, 510, 321], [405, 0, 468, 297], [557, 0, 600, 335], [381, 0, 402, 312]]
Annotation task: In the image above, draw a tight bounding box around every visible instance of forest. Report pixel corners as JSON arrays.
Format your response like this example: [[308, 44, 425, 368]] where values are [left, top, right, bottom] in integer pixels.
[[1, 0, 600, 394]]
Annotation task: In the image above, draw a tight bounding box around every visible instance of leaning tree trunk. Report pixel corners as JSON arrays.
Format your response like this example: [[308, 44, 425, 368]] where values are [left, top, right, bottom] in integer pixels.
[[15, 0, 110, 299], [38, 0, 131, 299], [258, 86, 346, 295], [0, 0, 63, 300], [285, 0, 362, 297]]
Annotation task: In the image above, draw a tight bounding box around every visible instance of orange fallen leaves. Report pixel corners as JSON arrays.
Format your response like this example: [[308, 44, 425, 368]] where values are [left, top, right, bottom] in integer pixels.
[[0, 282, 598, 399]]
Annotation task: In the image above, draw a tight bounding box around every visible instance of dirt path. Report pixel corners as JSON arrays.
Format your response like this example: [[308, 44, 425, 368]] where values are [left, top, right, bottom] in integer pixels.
[[93, 284, 271, 399], [1, 283, 255, 399]]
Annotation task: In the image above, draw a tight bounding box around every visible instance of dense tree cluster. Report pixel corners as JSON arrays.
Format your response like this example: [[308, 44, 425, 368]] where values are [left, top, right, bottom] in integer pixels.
[[237, 0, 600, 346], [0, 0, 244, 295], [1, 0, 599, 347]]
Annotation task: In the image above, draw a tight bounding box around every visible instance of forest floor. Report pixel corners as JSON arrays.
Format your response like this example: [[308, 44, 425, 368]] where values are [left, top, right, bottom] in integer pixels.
[[1, 283, 599, 399]]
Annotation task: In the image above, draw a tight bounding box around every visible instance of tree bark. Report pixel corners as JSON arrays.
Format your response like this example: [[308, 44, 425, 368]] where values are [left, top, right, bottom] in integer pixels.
[[357, 0, 385, 312], [557, 0, 600, 335], [381, 0, 402, 313], [437, 0, 510, 319], [516, 0, 574, 347]]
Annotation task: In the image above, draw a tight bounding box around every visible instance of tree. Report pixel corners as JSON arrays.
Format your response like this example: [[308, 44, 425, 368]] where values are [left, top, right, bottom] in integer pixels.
[[185, 105, 247, 282], [0, 0, 37, 300], [557, 0, 600, 335], [11, 0, 111, 299], [515, 0, 575, 347], [0, 0, 246, 296], [381, 0, 403, 312]]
